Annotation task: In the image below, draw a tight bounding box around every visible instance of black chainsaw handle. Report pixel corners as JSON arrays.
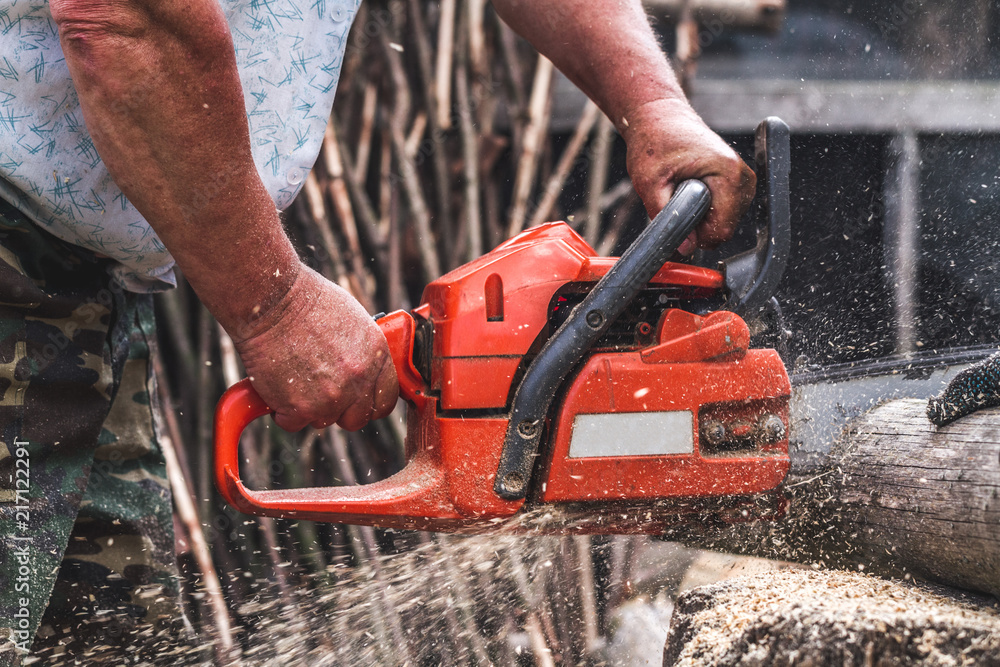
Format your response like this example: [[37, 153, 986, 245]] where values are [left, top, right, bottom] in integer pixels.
[[720, 117, 790, 317], [494, 179, 712, 501]]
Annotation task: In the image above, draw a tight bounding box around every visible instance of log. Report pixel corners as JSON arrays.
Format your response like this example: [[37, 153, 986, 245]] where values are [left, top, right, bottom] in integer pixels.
[[669, 399, 1000, 598], [662, 569, 1000, 666]]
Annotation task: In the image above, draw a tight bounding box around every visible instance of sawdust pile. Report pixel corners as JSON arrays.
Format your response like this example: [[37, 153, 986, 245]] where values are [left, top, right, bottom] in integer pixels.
[[663, 569, 1000, 666]]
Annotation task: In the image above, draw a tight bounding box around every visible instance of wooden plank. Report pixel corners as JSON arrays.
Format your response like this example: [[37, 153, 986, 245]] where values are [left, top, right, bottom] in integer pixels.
[[689, 80, 1000, 133]]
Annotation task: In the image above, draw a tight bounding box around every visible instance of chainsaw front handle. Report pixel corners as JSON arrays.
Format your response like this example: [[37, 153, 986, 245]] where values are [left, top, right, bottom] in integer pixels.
[[720, 116, 791, 316], [214, 310, 442, 523]]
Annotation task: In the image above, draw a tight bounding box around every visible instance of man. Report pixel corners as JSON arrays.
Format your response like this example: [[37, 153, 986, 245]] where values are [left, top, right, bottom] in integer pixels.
[[0, 0, 755, 660]]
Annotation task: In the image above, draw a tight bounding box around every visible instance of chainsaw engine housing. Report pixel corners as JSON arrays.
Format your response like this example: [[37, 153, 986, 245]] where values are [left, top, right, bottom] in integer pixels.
[[408, 221, 790, 529]]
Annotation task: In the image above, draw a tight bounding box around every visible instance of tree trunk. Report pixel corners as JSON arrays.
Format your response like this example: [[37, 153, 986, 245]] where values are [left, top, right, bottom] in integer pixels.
[[669, 400, 1000, 598]]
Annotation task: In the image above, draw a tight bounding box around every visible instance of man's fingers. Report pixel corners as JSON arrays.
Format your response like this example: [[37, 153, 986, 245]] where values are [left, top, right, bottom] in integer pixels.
[[641, 164, 755, 253], [337, 399, 374, 432], [699, 208, 738, 249], [372, 360, 399, 419], [274, 410, 311, 433], [236, 272, 406, 435], [337, 359, 399, 430], [695, 166, 757, 249], [677, 231, 698, 257], [266, 359, 399, 433]]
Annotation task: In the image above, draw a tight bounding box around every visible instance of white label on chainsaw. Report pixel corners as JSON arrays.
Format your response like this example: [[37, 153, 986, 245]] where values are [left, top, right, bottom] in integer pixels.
[[568, 411, 694, 458]]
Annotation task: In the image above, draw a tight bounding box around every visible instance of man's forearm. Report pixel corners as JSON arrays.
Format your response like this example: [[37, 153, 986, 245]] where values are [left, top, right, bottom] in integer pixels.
[[50, 0, 298, 338], [52, 0, 399, 431], [494, 0, 756, 251], [491, 0, 685, 134]]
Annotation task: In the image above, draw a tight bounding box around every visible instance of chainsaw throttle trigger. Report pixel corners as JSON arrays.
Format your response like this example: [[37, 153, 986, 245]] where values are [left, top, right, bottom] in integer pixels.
[[494, 179, 712, 501], [721, 116, 791, 318]]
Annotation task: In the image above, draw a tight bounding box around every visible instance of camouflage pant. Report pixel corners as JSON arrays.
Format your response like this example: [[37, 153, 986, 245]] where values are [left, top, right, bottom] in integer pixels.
[[0, 200, 183, 665]]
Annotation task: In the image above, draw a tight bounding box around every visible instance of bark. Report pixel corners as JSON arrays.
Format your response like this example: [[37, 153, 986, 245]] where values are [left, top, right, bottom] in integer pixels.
[[671, 400, 1000, 598]]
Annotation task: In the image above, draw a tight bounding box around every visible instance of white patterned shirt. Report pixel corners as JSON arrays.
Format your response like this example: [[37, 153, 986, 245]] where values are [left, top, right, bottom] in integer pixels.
[[0, 0, 360, 291]]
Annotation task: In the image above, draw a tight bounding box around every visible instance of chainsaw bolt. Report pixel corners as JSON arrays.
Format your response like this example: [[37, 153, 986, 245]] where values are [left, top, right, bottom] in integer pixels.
[[517, 420, 540, 438], [502, 471, 525, 493], [586, 310, 604, 329], [701, 420, 727, 446], [637, 322, 652, 336], [758, 414, 786, 442]]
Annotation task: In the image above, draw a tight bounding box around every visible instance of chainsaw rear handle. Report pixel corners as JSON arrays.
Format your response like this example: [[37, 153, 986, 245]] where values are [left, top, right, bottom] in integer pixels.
[[214, 310, 429, 518], [494, 179, 712, 500], [721, 116, 791, 317]]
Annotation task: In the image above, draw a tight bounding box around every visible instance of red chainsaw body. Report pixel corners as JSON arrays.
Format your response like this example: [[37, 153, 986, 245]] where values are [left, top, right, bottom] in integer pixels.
[[422, 222, 724, 411], [215, 222, 791, 534]]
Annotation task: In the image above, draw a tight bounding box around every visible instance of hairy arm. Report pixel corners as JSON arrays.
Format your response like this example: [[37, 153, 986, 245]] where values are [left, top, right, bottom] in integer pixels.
[[492, 0, 755, 252], [50, 0, 397, 430]]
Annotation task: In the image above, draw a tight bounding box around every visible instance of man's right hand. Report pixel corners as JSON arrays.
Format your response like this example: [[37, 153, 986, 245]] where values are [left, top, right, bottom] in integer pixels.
[[231, 266, 399, 432]]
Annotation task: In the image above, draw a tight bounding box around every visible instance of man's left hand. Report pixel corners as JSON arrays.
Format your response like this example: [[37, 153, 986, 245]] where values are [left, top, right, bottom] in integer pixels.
[[623, 97, 757, 255]]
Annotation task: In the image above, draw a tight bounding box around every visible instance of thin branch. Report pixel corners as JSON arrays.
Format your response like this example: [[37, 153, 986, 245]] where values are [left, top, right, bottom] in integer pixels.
[[573, 535, 601, 654], [585, 114, 615, 247], [434, 0, 457, 130], [467, 0, 487, 79], [194, 306, 216, 535], [527, 100, 600, 230], [153, 352, 236, 661], [322, 122, 376, 308], [404, 111, 428, 158], [455, 11, 483, 262], [354, 82, 378, 178], [507, 54, 554, 237], [381, 31, 442, 280], [406, 0, 454, 252], [332, 117, 388, 284], [496, 19, 527, 153], [303, 170, 357, 297]]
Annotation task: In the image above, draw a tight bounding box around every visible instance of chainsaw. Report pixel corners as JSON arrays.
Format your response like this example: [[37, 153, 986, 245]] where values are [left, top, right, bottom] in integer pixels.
[[214, 118, 793, 534]]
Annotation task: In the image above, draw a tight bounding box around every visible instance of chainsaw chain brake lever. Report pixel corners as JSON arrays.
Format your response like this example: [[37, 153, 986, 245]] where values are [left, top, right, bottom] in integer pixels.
[[494, 179, 712, 501], [720, 116, 791, 319]]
